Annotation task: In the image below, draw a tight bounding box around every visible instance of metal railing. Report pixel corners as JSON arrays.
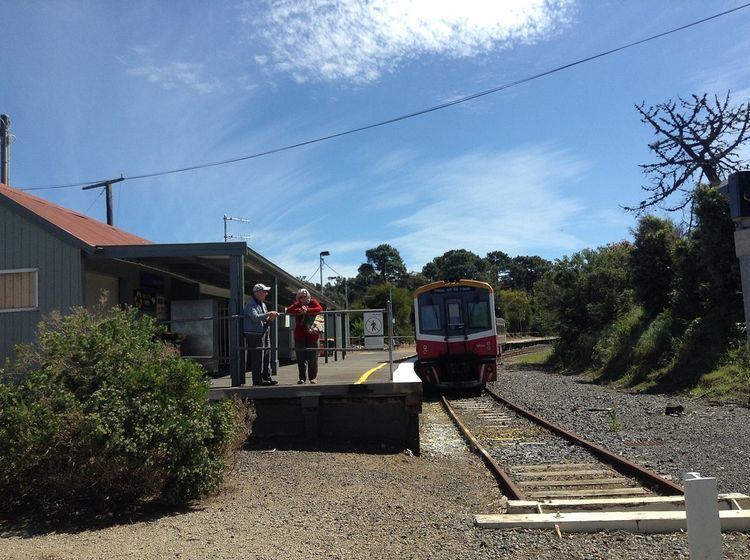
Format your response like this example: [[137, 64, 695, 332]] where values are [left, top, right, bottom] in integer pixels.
[[156, 303, 397, 386]]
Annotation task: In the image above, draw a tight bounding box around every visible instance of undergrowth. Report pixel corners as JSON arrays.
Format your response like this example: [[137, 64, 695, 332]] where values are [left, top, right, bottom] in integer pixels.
[[0, 306, 253, 517]]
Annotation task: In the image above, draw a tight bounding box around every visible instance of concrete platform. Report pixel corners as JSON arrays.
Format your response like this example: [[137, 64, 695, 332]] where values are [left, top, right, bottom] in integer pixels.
[[209, 348, 422, 453]]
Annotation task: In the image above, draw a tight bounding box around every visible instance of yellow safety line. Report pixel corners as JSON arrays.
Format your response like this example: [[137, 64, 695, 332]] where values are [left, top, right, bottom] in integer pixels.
[[355, 362, 387, 385]]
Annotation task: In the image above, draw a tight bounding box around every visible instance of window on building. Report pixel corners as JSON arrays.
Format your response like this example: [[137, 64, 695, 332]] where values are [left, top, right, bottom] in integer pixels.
[[0, 269, 38, 312]]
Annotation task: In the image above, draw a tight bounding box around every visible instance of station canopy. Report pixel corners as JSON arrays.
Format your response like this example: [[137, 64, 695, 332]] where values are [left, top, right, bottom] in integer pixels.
[[93, 242, 335, 308]]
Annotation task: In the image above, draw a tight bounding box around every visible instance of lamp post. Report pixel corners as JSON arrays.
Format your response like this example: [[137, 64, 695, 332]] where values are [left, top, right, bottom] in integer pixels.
[[319, 251, 330, 295]]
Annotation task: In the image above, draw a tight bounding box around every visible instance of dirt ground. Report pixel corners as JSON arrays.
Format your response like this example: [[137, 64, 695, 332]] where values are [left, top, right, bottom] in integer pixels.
[[0, 443, 502, 560]]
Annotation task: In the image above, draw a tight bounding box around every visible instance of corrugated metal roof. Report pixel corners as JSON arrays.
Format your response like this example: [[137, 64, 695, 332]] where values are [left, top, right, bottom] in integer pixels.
[[0, 182, 151, 247]]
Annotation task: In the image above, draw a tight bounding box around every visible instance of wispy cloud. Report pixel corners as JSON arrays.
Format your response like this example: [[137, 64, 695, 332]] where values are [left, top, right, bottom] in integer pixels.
[[383, 145, 591, 267], [691, 37, 750, 102], [245, 0, 575, 84], [123, 49, 222, 94]]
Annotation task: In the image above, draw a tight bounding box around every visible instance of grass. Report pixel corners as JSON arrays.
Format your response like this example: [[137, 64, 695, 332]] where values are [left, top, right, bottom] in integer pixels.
[[690, 364, 750, 405], [506, 348, 553, 365]]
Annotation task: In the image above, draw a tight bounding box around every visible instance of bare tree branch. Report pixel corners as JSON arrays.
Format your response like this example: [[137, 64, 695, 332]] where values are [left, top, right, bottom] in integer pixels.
[[624, 92, 750, 214]]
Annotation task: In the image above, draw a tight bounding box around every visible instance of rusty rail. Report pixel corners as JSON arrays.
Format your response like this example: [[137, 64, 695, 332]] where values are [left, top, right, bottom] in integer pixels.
[[484, 387, 684, 496], [440, 396, 525, 500]]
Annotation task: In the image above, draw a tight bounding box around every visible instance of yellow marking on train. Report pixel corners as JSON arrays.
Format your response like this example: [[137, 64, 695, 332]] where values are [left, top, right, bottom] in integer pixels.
[[355, 362, 387, 384]]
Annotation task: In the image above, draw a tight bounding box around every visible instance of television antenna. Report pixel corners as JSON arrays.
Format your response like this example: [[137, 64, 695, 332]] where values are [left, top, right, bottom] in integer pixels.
[[223, 215, 251, 242]]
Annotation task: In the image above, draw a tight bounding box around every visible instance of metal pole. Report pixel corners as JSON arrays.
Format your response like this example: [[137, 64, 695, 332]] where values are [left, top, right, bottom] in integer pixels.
[[387, 296, 394, 381], [0, 114, 10, 185], [229, 253, 245, 387], [344, 279, 348, 360], [105, 183, 113, 225], [319, 251, 329, 363], [272, 275, 278, 376]]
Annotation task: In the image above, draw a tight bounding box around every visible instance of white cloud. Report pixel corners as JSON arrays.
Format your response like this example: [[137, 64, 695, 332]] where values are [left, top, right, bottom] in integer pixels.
[[245, 0, 575, 84], [124, 49, 222, 94], [383, 145, 591, 267]]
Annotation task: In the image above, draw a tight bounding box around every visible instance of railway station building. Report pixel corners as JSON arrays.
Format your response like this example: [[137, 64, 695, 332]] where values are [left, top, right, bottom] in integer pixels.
[[0, 182, 329, 384]]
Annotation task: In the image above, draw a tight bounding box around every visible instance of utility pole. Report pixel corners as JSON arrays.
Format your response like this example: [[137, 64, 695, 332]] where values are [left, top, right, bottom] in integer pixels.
[[82, 176, 124, 226], [0, 114, 11, 185]]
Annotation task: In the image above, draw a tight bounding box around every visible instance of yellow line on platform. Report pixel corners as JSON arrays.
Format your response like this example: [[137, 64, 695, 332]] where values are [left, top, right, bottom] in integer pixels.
[[355, 362, 387, 385]]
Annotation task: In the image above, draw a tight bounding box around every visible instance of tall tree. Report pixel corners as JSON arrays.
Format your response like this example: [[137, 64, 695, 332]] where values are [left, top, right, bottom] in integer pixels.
[[628, 92, 750, 213], [422, 249, 485, 281], [630, 216, 679, 318], [364, 244, 407, 284], [506, 255, 551, 293], [484, 250, 512, 285], [497, 289, 532, 333]]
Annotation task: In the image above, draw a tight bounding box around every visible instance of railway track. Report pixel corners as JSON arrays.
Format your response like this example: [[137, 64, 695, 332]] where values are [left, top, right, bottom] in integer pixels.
[[440, 388, 750, 533]]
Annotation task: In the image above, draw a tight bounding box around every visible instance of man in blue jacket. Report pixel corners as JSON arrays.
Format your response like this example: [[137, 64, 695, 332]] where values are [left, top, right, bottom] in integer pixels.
[[244, 283, 279, 386]]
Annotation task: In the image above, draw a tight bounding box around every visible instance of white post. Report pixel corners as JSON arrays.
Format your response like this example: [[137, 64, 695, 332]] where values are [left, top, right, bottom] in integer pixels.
[[683, 472, 723, 560]]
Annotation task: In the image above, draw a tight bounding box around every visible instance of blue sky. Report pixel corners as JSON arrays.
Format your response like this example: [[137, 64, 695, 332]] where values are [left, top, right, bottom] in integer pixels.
[[2, 1, 750, 280]]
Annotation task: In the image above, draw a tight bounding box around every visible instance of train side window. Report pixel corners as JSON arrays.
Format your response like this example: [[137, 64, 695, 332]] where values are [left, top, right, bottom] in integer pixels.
[[467, 301, 491, 329], [447, 301, 463, 329], [420, 304, 441, 331]]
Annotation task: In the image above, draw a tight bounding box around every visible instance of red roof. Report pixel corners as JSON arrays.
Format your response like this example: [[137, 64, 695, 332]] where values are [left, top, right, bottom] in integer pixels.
[[0, 182, 151, 247]]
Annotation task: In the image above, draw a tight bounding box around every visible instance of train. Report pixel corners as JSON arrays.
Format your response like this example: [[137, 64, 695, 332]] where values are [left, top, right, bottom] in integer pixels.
[[413, 279, 499, 390]]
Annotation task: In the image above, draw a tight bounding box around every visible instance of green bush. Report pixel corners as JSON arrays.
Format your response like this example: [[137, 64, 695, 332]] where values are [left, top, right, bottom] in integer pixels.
[[625, 309, 675, 384], [591, 306, 644, 377], [0, 306, 252, 515]]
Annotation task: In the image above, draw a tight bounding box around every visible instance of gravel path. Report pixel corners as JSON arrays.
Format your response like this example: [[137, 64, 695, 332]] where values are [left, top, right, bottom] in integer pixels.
[[2, 364, 750, 559]]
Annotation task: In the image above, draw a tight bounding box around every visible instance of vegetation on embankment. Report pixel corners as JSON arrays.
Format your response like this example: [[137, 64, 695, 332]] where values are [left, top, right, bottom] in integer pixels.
[[534, 187, 750, 404]]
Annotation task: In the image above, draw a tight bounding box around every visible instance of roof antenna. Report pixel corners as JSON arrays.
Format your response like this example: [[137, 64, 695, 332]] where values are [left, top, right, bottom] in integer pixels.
[[223, 215, 251, 242], [0, 114, 13, 185]]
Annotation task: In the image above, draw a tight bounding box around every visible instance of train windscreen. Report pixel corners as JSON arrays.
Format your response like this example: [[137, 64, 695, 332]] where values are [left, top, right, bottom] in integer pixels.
[[418, 286, 492, 335]]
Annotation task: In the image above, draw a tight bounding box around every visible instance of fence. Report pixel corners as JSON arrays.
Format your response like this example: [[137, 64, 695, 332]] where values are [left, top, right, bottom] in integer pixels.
[[158, 303, 396, 387]]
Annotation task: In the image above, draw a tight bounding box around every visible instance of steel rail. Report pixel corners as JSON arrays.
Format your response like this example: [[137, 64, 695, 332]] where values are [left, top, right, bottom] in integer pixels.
[[440, 396, 525, 500], [484, 387, 684, 496]]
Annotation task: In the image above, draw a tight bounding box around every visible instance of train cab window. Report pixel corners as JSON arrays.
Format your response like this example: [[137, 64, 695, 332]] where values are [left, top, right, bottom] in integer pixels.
[[447, 300, 463, 330], [467, 301, 491, 329], [419, 304, 441, 332]]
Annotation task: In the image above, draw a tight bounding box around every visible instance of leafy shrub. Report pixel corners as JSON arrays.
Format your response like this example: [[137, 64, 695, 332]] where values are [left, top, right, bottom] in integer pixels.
[[0, 306, 252, 515], [591, 306, 644, 376], [625, 309, 675, 384]]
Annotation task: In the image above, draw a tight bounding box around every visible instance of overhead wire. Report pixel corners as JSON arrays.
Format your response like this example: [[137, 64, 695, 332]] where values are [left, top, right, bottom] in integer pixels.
[[83, 188, 104, 216], [20, 2, 750, 193]]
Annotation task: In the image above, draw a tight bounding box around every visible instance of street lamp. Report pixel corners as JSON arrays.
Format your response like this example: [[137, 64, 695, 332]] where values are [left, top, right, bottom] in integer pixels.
[[319, 251, 330, 296]]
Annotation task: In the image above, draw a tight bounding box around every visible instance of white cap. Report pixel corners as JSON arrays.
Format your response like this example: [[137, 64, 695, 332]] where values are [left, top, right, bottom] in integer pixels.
[[253, 283, 271, 293]]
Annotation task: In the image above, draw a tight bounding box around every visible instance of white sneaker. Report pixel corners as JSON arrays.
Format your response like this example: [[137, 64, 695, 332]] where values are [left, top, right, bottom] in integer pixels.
[[310, 379, 317, 384]]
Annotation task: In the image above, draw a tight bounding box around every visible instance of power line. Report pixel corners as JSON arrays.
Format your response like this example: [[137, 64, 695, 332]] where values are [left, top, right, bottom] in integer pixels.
[[83, 188, 104, 215], [305, 264, 321, 284], [22, 2, 750, 193]]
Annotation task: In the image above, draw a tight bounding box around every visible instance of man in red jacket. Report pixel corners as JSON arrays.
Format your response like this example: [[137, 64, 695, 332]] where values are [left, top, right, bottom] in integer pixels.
[[286, 288, 323, 384]]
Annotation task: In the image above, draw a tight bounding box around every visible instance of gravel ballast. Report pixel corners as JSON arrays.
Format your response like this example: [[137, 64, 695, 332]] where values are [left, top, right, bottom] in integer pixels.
[[2, 364, 750, 559]]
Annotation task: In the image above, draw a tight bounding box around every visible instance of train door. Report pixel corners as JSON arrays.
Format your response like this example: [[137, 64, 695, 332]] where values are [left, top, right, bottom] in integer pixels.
[[446, 299, 463, 332]]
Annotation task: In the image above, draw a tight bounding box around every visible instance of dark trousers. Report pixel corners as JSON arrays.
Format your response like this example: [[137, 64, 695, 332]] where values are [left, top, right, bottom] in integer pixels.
[[245, 332, 271, 385], [295, 339, 318, 381]]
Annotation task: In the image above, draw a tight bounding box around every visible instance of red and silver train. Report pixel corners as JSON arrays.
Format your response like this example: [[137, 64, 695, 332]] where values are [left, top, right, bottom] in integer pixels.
[[413, 279, 499, 390]]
